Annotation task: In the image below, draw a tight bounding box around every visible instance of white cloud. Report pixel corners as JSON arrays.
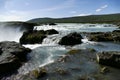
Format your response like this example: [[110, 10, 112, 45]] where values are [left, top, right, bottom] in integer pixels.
[[70, 11, 77, 14], [96, 5, 108, 12], [0, 15, 21, 21], [0, 0, 76, 21], [0, 10, 30, 21], [77, 13, 92, 16], [96, 9, 102, 12], [101, 5, 108, 8]]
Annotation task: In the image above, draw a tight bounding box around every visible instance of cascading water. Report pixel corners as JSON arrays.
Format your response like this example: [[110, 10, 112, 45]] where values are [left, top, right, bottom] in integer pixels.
[[0, 23, 120, 78]]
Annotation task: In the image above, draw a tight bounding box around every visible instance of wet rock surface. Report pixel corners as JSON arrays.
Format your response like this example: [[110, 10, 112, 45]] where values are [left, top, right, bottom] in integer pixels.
[[20, 29, 59, 44], [97, 51, 120, 68], [85, 30, 120, 42], [59, 32, 83, 45], [20, 30, 46, 44], [0, 41, 31, 75], [45, 29, 59, 35]]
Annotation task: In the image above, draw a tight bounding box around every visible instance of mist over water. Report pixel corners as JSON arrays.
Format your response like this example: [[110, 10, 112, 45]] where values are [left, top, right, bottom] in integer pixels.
[[0, 25, 23, 42]]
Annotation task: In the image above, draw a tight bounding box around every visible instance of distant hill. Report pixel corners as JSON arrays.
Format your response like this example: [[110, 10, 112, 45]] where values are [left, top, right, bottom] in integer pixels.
[[28, 13, 120, 24]]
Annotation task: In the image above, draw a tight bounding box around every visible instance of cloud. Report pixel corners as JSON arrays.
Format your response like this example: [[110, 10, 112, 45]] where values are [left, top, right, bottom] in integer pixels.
[[70, 11, 77, 14], [96, 9, 102, 12], [101, 5, 108, 8], [0, 0, 76, 21], [96, 5, 108, 12], [76, 13, 92, 16], [0, 10, 30, 21]]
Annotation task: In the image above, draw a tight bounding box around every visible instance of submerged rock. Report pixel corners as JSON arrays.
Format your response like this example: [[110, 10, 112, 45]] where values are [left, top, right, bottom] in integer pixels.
[[0, 41, 31, 74], [20, 29, 59, 44], [59, 32, 83, 45], [7, 49, 120, 80], [97, 51, 120, 68], [17, 49, 101, 80]]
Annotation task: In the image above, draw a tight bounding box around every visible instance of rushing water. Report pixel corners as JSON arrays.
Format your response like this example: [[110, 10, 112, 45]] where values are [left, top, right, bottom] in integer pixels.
[[18, 23, 120, 74], [0, 23, 120, 75]]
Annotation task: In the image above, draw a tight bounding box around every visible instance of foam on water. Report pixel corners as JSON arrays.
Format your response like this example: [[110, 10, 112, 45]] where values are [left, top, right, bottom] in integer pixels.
[[35, 23, 117, 32]]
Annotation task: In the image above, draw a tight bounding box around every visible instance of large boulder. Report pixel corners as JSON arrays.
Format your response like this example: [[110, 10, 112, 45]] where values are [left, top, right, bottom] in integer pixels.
[[0, 41, 31, 74], [59, 32, 83, 45], [45, 29, 59, 35], [20, 29, 59, 44], [96, 52, 120, 68], [20, 30, 46, 44]]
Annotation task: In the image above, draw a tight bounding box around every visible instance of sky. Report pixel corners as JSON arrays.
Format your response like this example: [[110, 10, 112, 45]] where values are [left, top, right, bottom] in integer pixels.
[[0, 0, 120, 21]]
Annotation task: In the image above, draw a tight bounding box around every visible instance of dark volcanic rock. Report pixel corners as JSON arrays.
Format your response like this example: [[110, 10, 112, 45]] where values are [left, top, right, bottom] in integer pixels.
[[113, 30, 120, 33], [0, 48, 2, 55], [59, 32, 83, 45], [88, 33, 113, 41], [87, 31, 120, 42], [45, 29, 59, 35], [20, 30, 46, 44], [20, 29, 59, 44], [97, 52, 120, 68], [0, 41, 31, 74], [49, 23, 57, 25]]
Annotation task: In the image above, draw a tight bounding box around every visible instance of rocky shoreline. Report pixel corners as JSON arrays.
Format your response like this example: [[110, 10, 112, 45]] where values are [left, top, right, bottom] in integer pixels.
[[0, 25, 120, 80], [7, 49, 120, 80], [0, 41, 31, 78]]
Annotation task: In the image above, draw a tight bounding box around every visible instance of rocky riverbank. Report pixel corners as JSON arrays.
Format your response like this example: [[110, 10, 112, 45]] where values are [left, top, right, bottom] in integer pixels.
[[82, 30, 120, 42], [0, 41, 31, 78], [0, 25, 120, 80]]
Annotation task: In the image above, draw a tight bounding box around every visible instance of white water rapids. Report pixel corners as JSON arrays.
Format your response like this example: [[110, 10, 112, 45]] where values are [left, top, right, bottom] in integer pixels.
[[0, 23, 120, 75]]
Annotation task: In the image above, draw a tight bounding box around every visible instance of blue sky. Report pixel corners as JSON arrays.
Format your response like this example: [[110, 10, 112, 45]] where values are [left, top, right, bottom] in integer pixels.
[[0, 0, 119, 21]]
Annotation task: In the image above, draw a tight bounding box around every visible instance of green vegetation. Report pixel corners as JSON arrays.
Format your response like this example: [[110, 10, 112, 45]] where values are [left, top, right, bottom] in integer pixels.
[[28, 13, 120, 24]]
